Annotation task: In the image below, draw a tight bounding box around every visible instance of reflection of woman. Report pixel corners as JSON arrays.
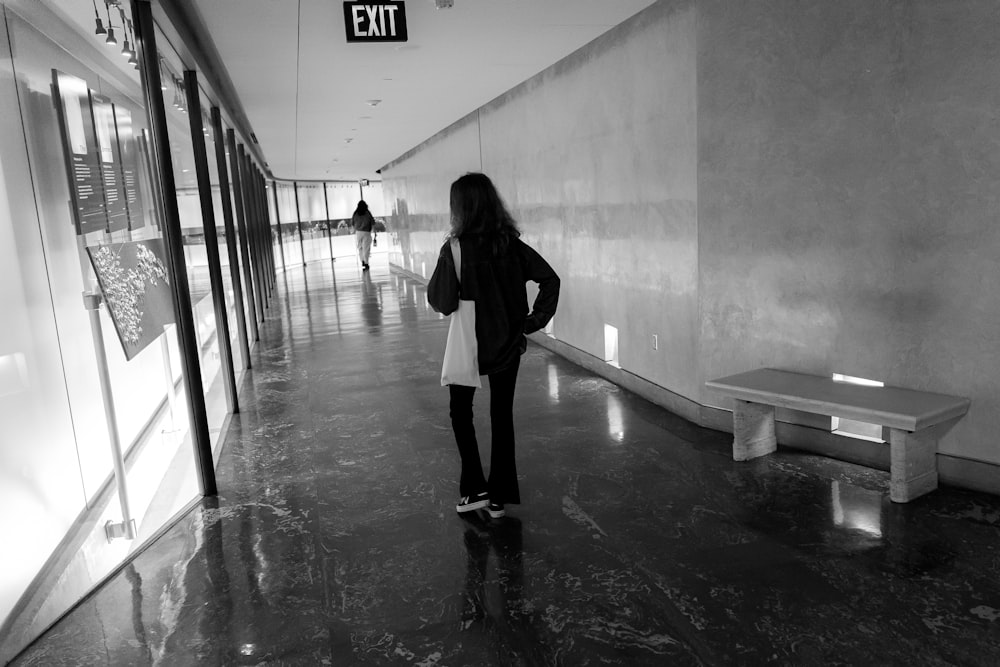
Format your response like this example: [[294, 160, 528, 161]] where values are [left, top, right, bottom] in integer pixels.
[[351, 200, 376, 270], [428, 173, 559, 519], [359, 271, 382, 330], [459, 514, 548, 660]]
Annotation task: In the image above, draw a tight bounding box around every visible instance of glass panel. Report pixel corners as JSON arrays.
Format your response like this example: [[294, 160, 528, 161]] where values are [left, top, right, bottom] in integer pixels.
[[363, 180, 385, 216], [160, 48, 228, 448], [275, 183, 301, 265], [224, 136, 255, 322], [296, 183, 328, 263], [267, 180, 286, 272], [0, 7, 199, 661], [326, 181, 362, 260], [200, 99, 245, 391], [364, 181, 388, 263]]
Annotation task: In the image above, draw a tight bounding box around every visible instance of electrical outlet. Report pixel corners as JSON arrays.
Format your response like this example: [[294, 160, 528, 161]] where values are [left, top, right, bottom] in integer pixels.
[[652, 334, 658, 350]]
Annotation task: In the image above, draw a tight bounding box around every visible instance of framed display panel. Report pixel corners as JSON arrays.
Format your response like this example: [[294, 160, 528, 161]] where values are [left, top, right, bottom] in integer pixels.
[[90, 93, 129, 233], [51, 70, 108, 235], [112, 104, 146, 232], [86, 239, 175, 360]]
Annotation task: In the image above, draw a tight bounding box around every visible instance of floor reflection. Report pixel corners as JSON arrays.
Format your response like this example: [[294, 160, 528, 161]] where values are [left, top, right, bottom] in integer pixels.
[[360, 270, 383, 331], [13, 259, 1000, 666], [123, 565, 151, 665], [458, 513, 552, 663], [831, 480, 882, 538]]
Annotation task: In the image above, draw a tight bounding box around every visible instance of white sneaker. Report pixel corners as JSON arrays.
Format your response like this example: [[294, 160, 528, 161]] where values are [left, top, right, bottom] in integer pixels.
[[456, 492, 489, 513]]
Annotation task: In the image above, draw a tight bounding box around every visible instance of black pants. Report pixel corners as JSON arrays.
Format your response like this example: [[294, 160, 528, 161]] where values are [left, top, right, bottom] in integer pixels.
[[449, 356, 521, 504]]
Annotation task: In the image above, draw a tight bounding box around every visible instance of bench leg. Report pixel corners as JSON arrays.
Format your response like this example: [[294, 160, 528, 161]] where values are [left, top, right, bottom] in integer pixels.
[[888, 427, 938, 503], [732, 400, 777, 461]]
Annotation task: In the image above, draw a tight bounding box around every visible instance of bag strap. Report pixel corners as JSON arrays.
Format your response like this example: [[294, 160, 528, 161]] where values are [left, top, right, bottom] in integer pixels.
[[449, 238, 462, 285]]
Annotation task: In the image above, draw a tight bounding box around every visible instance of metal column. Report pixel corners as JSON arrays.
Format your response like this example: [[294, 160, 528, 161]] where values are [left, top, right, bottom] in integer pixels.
[[322, 183, 334, 261], [210, 108, 251, 369], [132, 0, 216, 496], [293, 181, 306, 266], [238, 145, 266, 322], [183, 71, 238, 414], [226, 130, 259, 341], [272, 180, 287, 271]]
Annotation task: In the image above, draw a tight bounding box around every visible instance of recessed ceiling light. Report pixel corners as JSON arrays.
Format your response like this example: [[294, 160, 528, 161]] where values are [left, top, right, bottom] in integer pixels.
[[365, 99, 381, 107]]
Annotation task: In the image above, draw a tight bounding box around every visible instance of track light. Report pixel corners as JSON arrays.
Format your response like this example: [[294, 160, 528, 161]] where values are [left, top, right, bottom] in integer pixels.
[[104, 2, 116, 45], [118, 9, 132, 57], [92, 0, 106, 34]]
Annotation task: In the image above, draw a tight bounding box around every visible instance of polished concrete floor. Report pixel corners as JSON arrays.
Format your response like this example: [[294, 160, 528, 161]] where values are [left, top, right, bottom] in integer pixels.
[[13, 257, 1000, 665]]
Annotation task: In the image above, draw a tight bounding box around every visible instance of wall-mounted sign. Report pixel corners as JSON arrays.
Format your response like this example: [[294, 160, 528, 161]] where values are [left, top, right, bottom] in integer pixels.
[[52, 70, 109, 235], [344, 2, 407, 42], [91, 93, 130, 233], [113, 104, 146, 232]]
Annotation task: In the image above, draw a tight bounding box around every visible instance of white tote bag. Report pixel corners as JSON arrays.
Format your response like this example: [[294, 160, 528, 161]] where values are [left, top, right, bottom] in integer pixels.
[[440, 239, 482, 387]]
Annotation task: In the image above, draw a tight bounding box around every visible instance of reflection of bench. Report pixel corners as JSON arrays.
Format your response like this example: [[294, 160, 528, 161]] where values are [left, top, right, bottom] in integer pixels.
[[705, 369, 971, 503]]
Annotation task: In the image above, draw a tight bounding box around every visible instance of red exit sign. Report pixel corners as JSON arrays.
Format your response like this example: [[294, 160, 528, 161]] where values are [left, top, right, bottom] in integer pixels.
[[344, 2, 408, 42]]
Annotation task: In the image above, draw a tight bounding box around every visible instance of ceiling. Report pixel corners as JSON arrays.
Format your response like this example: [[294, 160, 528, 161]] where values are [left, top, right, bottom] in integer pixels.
[[37, 0, 656, 182], [183, 0, 657, 182]]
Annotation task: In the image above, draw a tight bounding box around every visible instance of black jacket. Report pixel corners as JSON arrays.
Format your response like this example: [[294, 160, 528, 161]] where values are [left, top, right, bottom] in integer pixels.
[[352, 211, 375, 232], [427, 235, 560, 375]]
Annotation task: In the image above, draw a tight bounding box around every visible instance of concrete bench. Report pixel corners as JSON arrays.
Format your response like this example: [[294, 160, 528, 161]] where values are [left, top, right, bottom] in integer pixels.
[[705, 368, 971, 503]]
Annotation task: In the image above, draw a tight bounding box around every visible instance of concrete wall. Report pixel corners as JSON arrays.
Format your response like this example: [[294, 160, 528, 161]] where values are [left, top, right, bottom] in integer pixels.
[[384, 0, 699, 398], [382, 113, 481, 280], [381, 1, 1000, 476], [697, 0, 1000, 463]]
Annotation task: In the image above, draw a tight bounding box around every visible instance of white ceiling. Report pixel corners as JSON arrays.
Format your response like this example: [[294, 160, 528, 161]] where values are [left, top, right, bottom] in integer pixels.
[[36, 0, 655, 182], [186, 0, 657, 181]]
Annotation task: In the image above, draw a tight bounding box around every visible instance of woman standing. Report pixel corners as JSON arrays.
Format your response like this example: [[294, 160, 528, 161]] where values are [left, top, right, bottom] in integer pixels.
[[351, 200, 376, 270], [428, 173, 560, 519]]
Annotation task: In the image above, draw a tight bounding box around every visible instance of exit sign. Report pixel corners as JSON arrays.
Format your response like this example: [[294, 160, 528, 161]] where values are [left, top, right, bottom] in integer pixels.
[[344, 2, 408, 42]]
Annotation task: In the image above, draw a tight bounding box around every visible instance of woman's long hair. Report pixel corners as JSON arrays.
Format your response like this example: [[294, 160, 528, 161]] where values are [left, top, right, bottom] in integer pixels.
[[353, 200, 368, 216], [448, 173, 520, 255]]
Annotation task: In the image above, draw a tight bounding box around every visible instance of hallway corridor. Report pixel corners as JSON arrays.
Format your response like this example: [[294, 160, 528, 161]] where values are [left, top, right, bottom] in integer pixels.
[[14, 258, 1000, 666]]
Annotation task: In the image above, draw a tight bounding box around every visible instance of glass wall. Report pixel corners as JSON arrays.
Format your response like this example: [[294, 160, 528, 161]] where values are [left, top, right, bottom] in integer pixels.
[[265, 180, 388, 269], [295, 183, 327, 264], [198, 100, 247, 388], [214, 112, 251, 377], [267, 180, 286, 272], [274, 182, 301, 266], [158, 45, 230, 452], [0, 3, 201, 661], [0, 1, 372, 660], [227, 134, 261, 335]]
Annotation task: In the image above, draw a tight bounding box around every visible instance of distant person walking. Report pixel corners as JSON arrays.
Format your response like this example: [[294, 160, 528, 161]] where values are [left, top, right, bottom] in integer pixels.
[[352, 200, 376, 270], [428, 172, 560, 519]]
